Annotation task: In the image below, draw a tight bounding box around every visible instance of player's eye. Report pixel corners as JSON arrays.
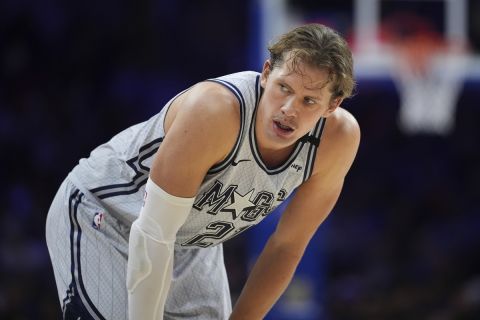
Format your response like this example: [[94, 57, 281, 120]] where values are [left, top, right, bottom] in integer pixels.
[[279, 84, 290, 93], [304, 97, 316, 105]]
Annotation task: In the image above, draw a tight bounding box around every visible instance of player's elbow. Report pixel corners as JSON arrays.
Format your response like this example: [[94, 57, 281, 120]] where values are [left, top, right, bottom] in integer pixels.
[[268, 231, 307, 262]]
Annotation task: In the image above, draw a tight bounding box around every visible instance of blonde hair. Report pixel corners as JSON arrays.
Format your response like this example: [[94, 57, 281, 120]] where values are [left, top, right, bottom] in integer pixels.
[[268, 24, 355, 99]]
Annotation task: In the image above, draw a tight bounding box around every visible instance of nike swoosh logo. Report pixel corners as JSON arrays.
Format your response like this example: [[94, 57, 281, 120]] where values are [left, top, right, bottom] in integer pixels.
[[231, 159, 251, 166]]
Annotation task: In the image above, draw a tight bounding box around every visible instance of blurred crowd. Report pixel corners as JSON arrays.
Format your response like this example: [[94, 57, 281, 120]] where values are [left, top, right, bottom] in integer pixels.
[[1, 0, 479, 319], [324, 79, 480, 319], [0, 1, 248, 318]]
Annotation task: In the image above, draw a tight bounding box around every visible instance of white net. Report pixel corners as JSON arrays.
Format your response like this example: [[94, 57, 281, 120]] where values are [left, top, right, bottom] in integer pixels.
[[391, 46, 469, 135]]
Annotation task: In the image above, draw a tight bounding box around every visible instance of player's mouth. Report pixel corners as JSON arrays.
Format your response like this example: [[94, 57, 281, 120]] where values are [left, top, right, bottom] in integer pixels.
[[273, 120, 295, 137]]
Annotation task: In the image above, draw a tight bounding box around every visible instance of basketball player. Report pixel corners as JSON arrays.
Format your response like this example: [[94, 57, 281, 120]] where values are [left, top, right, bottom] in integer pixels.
[[46, 23, 360, 319]]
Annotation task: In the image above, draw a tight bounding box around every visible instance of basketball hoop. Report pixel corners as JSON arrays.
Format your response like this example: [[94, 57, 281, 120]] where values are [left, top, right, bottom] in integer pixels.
[[381, 13, 468, 135]]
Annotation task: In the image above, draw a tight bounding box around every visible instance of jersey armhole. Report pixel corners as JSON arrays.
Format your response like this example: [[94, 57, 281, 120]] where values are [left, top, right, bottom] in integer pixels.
[[161, 87, 191, 135], [204, 79, 247, 174]]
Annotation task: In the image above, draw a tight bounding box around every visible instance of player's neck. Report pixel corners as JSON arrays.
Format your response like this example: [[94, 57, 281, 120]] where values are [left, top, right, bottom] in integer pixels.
[[257, 143, 296, 169]]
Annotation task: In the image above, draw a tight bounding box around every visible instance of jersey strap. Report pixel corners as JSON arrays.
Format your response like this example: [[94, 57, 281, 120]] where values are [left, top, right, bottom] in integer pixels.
[[303, 117, 326, 182]]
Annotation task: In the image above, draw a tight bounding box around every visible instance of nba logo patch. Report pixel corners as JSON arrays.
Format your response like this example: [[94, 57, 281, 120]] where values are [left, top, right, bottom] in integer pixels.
[[92, 212, 104, 230]]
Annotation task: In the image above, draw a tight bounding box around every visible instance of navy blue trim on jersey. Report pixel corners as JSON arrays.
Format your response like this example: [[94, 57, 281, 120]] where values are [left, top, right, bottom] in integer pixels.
[[205, 79, 247, 174], [89, 137, 163, 199], [303, 118, 326, 182], [62, 189, 106, 320], [161, 87, 190, 132], [254, 74, 261, 110], [248, 76, 305, 175]]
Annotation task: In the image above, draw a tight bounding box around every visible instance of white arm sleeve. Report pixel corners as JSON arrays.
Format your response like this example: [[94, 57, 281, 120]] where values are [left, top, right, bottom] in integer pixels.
[[127, 178, 195, 320]]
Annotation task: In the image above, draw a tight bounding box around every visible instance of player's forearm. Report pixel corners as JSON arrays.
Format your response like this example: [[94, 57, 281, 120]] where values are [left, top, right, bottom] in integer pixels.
[[230, 234, 305, 319], [127, 227, 174, 319], [127, 178, 195, 319]]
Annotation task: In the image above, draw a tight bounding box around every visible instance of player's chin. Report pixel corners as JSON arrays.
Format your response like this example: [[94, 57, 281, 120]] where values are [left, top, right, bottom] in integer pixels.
[[268, 132, 299, 148]]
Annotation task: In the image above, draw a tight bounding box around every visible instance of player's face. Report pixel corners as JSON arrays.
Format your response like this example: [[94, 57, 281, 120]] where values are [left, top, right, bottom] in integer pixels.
[[257, 56, 342, 152]]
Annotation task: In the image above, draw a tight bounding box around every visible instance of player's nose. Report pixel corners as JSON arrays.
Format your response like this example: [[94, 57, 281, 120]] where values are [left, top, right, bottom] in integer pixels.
[[280, 98, 298, 117]]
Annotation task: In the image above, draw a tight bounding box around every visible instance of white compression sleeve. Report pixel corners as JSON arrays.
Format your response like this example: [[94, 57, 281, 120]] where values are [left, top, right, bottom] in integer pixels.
[[127, 178, 195, 320]]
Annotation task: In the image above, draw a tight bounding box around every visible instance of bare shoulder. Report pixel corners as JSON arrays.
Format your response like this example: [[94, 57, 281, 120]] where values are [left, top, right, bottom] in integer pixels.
[[166, 81, 241, 134], [312, 107, 360, 178], [151, 81, 242, 196], [166, 81, 240, 153], [324, 107, 360, 144]]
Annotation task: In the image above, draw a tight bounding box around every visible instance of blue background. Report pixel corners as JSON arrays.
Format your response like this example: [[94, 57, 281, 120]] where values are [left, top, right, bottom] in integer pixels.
[[1, 0, 480, 319]]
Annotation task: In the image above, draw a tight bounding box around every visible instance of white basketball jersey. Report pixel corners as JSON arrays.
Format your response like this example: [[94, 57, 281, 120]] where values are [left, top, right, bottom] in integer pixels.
[[69, 71, 326, 248]]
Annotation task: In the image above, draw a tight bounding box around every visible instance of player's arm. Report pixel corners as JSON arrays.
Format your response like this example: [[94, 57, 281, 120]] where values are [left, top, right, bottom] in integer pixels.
[[230, 109, 360, 319], [127, 82, 240, 320]]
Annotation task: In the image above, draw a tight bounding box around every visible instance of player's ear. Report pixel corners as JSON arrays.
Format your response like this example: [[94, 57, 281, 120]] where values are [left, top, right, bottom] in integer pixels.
[[325, 97, 343, 117], [260, 60, 272, 88]]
